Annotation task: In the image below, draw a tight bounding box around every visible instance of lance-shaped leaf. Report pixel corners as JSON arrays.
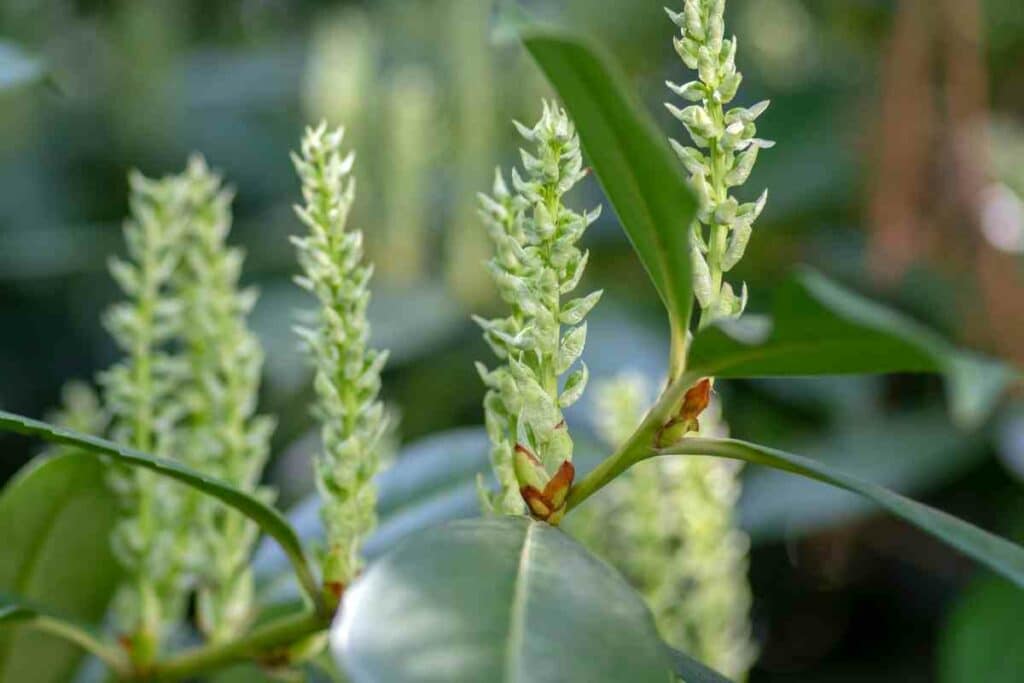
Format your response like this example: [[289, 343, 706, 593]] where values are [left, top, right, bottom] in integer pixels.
[[741, 409, 988, 542], [688, 269, 1015, 427], [661, 437, 1024, 589], [500, 12, 697, 347], [0, 454, 121, 681], [332, 517, 674, 682], [0, 410, 323, 610]]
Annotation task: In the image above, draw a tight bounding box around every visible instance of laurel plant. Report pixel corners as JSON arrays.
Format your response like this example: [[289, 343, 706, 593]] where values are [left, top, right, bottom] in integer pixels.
[[3, 4, 1024, 683], [475, 101, 602, 523]]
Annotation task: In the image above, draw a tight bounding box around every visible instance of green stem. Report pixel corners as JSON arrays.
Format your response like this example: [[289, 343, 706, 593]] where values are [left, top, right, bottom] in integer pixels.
[[667, 324, 688, 385], [565, 370, 698, 512], [30, 616, 132, 679], [696, 99, 728, 333], [145, 610, 331, 681]]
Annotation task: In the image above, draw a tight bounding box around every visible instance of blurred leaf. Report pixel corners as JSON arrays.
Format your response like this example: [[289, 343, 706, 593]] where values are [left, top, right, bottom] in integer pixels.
[[253, 428, 492, 603], [253, 281, 466, 395], [0, 42, 45, 92], [688, 269, 1015, 427], [0, 455, 120, 683], [0, 410, 322, 608], [505, 12, 697, 343], [669, 437, 1024, 588], [0, 225, 117, 281], [939, 576, 1024, 683], [376, 427, 490, 515], [741, 410, 988, 542], [665, 646, 735, 683], [332, 517, 673, 682]]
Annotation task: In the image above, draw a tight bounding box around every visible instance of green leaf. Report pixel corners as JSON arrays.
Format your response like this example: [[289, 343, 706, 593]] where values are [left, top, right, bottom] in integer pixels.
[[333, 517, 673, 682], [0, 41, 45, 92], [939, 576, 1024, 683], [664, 437, 1024, 589], [504, 14, 697, 345], [0, 595, 128, 678], [665, 646, 735, 683], [688, 270, 1015, 427], [0, 410, 322, 610], [0, 454, 121, 682], [741, 409, 988, 542]]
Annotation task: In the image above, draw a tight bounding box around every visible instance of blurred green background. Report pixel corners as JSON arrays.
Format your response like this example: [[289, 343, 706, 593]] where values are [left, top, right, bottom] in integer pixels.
[[1, 0, 1023, 680]]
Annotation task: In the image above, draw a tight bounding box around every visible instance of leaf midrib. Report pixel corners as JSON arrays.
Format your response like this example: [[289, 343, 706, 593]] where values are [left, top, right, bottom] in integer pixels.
[[504, 521, 536, 683]]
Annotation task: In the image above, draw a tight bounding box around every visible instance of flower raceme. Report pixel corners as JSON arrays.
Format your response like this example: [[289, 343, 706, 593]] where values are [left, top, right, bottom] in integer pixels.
[[582, 376, 756, 680], [173, 158, 275, 643], [100, 168, 196, 663], [291, 123, 389, 595], [99, 159, 273, 661], [476, 101, 601, 524], [666, 0, 773, 329]]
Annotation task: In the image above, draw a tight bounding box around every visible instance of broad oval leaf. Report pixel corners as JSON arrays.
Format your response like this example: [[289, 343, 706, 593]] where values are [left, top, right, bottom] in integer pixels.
[[332, 517, 673, 683], [688, 270, 1015, 427], [664, 437, 1024, 588], [0, 454, 120, 682], [504, 15, 697, 343], [0, 410, 321, 607]]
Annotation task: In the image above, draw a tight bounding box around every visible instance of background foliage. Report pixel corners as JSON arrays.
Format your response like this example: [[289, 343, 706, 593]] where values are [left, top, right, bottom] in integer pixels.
[[1, 0, 1023, 680]]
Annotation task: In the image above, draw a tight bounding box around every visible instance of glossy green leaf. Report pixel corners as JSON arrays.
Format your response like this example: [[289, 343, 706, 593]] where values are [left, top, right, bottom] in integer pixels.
[[333, 517, 674, 683], [503, 13, 697, 341], [939, 576, 1024, 683], [664, 437, 1024, 588], [0, 410, 322, 608], [741, 410, 987, 542], [688, 270, 1015, 427], [0, 454, 121, 682]]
